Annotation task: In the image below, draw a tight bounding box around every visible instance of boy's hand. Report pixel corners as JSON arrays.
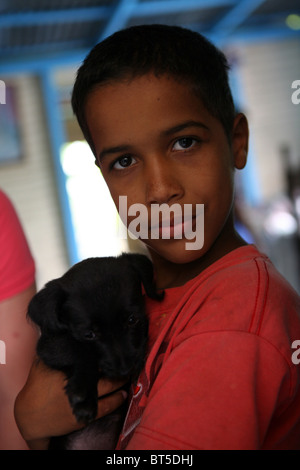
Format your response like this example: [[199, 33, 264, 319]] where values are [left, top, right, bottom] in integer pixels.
[[14, 358, 128, 450]]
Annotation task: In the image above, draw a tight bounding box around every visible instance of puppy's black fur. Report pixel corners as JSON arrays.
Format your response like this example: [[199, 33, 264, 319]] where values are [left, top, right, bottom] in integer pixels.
[[27, 253, 163, 450]]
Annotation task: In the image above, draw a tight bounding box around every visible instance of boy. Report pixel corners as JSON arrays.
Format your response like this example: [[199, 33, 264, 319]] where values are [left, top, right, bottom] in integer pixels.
[[15, 25, 300, 450]]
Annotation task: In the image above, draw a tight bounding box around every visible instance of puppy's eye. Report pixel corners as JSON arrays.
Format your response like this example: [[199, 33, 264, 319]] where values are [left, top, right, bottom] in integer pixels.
[[127, 314, 139, 326], [84, 330, 96, 341]]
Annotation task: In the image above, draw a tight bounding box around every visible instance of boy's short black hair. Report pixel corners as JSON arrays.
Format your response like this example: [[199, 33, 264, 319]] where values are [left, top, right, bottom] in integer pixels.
[[72, 24, 235, 151]]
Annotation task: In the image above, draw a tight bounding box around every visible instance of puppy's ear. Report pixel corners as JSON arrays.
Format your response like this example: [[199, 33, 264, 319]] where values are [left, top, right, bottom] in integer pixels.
[[125, 254, 164, 301], [27, 280, 67, 332]]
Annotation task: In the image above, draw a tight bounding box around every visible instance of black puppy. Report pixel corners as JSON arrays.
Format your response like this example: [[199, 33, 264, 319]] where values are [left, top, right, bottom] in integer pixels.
[[27, 253, 163, 449]]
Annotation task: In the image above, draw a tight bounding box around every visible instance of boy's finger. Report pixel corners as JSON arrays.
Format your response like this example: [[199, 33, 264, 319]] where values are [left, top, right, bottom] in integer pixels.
[[96, 389, 128, 420], [97, 377, 127, 397]]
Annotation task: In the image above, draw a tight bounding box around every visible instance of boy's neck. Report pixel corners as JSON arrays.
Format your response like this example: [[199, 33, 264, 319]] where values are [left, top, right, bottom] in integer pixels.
[[149, 223, 247, 290]]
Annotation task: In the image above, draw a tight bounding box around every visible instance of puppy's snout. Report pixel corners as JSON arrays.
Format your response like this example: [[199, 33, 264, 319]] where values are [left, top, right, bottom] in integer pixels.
[[98, 341, 140, 379], [109, 353, 135, 378]]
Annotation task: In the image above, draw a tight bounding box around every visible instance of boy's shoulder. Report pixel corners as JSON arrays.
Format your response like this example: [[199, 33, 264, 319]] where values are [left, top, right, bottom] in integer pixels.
[[146, 245, 300, 390], [147, 245, 300, 343], [150, 245, 299, 319], [200, 244, 299, 302], [177, 245, 300, 356]]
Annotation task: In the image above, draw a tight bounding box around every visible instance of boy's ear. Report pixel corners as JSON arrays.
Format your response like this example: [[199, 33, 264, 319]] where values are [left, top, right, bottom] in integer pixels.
[[232, 113, 249, 170], [27, 280, 67, 332], [126, 253, 164, 301]]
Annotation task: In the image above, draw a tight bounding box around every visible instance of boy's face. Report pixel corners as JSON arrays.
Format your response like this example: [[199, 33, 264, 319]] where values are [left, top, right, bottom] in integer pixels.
[[85, 74, 247, 266]]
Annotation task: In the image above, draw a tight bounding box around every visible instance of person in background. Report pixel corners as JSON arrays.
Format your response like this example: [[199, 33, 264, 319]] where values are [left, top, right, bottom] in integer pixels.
[[0, 189, 37, 449]]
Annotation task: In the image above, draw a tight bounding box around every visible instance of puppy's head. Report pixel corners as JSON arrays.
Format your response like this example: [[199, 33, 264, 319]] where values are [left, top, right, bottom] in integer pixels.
[[28, 254, 163, 380]]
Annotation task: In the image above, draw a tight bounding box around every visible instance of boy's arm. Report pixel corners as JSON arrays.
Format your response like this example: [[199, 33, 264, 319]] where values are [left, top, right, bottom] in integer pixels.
[[126, 330, 295, 450], [14, 358, 128, 449]]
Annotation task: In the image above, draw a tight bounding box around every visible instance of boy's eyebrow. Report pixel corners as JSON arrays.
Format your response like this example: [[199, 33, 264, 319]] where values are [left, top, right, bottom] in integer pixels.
[[98, 145, 132, 163], [98, 120, 209, 162], [162, 120, 209, 136]]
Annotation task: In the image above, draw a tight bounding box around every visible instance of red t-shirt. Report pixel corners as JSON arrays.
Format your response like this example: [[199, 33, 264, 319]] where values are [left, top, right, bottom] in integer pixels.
[[117, 245, 300, 450], [0, 190, 35, 301]]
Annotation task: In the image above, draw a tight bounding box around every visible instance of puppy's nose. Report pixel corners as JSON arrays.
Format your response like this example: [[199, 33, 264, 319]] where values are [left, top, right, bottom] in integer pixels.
[[99, 350, 134, 378], [118, 357, 134, 377]]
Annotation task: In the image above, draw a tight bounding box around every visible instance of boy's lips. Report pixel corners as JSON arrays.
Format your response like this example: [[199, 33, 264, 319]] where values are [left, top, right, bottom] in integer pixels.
[[149, 215, 198, 239]]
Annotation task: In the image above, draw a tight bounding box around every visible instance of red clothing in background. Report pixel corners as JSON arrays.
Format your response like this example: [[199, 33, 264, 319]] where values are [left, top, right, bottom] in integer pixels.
[[118, 245, 300, 450], [0, 190, 35, 301]]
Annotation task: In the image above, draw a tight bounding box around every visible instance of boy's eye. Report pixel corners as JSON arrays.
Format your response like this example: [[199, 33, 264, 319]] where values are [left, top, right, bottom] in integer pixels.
[[113, 155, 136, 170], [173, 137, 197, 151]]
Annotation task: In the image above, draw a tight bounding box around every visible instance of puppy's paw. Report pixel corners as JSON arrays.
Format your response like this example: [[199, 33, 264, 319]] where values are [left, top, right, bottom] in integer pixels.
[[65, 381, 97, 424], [72, 398, 98, 424]]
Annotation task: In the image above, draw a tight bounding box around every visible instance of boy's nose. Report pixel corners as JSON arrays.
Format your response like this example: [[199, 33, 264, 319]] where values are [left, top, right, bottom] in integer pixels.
[[144, 156, 184, 205]]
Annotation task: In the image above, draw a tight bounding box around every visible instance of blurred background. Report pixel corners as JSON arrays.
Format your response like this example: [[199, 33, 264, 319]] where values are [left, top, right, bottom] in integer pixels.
[[0, 0, 299, 292]]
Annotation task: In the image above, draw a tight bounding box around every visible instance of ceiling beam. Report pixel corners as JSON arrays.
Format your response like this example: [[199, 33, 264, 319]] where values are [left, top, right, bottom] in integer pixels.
[[99, 0, 139, 40], [99, 0, 237, 40], [134, 0, 236, 16], [0, 48, 87, 74], [0, 7, 111, 27], [210, 0, 266, 36]]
